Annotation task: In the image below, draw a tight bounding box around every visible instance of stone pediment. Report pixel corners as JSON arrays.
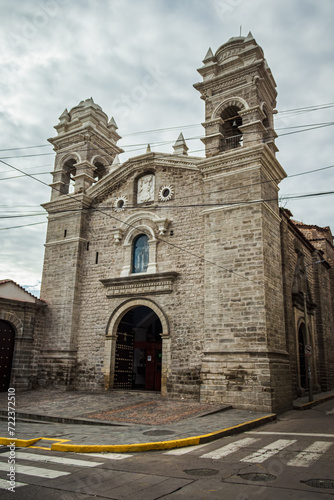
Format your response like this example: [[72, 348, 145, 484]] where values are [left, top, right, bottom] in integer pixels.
[[100, 272, 178, 298], [86, 152, 200, 203]]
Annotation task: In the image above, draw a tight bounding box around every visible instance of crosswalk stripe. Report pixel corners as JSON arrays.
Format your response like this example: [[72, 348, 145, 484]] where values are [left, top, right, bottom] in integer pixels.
[[247, 431, 334, 438], [77, 452, 133, 460], [0, 461, 69, 479], [200, 438, 260, 460], [0, 478, 27, 489], [164, 442, 212, 455], [287, 441, 333, 467], [241, 439, 296, 463], [8, 451, 103, 467]]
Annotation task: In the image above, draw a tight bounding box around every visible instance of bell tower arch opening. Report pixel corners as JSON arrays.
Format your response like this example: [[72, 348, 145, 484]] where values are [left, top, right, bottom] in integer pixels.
[[221, 105, 243, 151], [63, 158, 77, 194]]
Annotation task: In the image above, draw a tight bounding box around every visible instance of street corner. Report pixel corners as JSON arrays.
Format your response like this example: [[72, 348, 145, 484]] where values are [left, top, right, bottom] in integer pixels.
[[0, 436, 71, 449], [51, 413, 277, 454]]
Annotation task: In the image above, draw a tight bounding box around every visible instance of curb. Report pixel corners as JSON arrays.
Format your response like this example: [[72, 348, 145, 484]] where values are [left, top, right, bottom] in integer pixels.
[[0, 437, 41, 447], [293, 393, 334, 410], [50, 413, 276, 453]]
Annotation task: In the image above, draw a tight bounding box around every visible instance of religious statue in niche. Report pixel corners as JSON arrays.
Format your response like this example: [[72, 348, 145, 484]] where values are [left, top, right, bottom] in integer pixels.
[[137, 174, 155, 203]]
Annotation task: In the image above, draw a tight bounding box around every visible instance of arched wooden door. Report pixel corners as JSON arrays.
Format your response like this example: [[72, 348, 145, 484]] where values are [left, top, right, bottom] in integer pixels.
[[114, 306, 162, 391], [0, 320, 15, 392]]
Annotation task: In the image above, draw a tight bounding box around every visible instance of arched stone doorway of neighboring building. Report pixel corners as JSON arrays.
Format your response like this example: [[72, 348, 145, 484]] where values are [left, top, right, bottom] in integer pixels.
[[298, 323, 307, 391], [105, 299, 170, 394], [0, 320, 15, 392]]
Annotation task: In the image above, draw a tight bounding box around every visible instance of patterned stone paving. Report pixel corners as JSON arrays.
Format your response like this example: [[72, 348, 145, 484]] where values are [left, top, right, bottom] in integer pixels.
[[86, 400, 224, 424], [0, 389, 226, 424]]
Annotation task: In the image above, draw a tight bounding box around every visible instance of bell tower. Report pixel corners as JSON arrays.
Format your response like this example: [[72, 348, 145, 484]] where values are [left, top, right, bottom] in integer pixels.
[[39, 99, 123, 388], [49, 98, 123, 200], [194, 32, 278, 157], [195, 35, 291, 412]]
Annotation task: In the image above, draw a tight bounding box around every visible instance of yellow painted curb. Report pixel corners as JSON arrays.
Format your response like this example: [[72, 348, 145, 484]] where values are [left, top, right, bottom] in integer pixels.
[[198, 414, 276, 440], [0, 437, 41, 447], [51, 413, 276, 453], [52, 436, 201, 453]]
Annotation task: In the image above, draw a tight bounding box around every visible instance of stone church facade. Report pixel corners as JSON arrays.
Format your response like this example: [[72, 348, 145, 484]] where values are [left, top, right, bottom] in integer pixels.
[[5, 34, 332, 412]]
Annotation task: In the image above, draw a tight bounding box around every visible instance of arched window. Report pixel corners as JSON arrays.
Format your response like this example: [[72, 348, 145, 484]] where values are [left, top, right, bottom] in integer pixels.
[[132, 234, 149, 273]]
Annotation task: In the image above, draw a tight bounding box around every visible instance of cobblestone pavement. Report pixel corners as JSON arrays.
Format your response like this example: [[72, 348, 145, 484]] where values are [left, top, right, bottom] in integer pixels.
[[0, 389, 228, 424]]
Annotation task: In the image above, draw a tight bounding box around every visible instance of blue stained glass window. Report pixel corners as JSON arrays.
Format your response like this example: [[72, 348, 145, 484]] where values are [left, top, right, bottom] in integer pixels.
[[132, 234, 149, 273]]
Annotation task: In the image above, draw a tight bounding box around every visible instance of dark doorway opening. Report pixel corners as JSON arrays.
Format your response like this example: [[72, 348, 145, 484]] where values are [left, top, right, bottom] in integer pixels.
[[114, 306, 162, 391], [298, 323, 307, 390], [0, 320, 15, 392]]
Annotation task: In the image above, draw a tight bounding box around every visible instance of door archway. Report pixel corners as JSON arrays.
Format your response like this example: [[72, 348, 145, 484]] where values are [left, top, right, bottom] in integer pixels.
[[114, 306, 162, 391], [0, 320, 15, 392], [105, 299, 170, 394]]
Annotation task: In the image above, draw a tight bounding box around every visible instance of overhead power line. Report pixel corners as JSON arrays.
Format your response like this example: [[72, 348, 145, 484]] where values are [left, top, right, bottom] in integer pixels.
[[1, 158, 332, 296], [0, 157, 259, 284], [0, 172, 51, 181], [1, 160, 333, 212], [1, 120, 333, 162], [2, 188, 334, 223], [0, 99, 333, 155], [1, 162, 334, 219], [0, 221, 47, 231]]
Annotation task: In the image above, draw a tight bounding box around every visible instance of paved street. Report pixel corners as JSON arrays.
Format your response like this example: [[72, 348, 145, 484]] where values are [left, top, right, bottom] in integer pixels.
[[0, 399, 333, 499]]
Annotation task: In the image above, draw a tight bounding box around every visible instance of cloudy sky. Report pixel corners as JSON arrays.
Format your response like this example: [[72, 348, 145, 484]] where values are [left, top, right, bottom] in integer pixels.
[[0, 0, 333, 296]]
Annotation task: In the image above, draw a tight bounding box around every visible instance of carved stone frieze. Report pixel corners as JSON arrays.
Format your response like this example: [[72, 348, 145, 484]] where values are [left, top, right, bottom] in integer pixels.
[[100, 272, 178, 297]]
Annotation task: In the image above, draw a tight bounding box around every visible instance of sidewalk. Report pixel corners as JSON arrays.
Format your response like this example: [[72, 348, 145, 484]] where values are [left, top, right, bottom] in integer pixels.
[[292, 389, 334, 410], [0, 389, 332, 453], [0, 389, 274, 452]]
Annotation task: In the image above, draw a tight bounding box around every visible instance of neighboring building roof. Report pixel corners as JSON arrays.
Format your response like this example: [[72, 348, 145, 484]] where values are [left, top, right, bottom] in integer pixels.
[[292, 220, 331, 232], [0, 280, 46, 304], [292, 220, 334, 248]]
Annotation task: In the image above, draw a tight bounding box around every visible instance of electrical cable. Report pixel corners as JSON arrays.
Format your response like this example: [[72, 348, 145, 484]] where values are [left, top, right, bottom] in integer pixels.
[[0, 221, 47, 231], [0, 172, 51, 181], [1, 162, 334, 217], [0, 102, 333, 159], [0, 157, 259, 283]]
